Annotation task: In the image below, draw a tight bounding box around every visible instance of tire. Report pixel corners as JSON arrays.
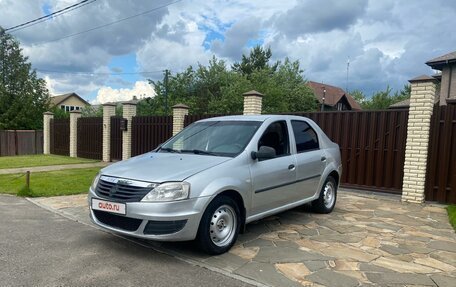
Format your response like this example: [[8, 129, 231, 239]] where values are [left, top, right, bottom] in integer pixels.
[[312, 176, 337, 214], [196, 195, 241, 255]]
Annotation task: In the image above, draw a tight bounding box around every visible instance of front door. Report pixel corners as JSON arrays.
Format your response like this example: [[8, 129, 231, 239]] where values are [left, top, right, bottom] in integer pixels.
[[250, 121, 297, 215]]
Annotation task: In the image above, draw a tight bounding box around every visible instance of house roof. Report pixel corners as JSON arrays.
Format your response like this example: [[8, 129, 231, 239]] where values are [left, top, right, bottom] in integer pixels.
[[307, 81, 361, 110], [50, 93, 89, 106], [426, 51, 456, 70], [389, 97, 439, 109]]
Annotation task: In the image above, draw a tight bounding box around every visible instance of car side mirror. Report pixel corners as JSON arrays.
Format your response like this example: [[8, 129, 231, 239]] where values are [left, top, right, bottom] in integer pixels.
[[251, 146, 276, 160]]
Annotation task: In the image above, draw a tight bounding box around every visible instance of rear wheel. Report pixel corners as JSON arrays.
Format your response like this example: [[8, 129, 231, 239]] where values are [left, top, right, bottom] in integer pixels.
[[197, 195, 240, 255], [312, 176, 337, 214]]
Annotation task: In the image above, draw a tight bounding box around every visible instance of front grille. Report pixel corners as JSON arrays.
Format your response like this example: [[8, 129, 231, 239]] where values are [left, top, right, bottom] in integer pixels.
[[95, 178, 152, 202], [143, 220, 187, 235], [93, 210, 142, 231]]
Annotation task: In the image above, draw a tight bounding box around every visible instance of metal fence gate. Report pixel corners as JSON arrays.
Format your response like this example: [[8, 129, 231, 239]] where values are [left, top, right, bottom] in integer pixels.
[[425, 101, 456, 203], [77, 117, 102, 160], [110, 117, 123, 161], [50, 118, 70, 156], [131, 116, 173, 156], [289, 110, 409, 193]]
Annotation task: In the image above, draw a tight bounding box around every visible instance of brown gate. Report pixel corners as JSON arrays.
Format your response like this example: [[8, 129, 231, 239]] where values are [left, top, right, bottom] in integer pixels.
[[290, 110, 409, 193], [110, 116, 123, 161], [77, 117, 102, 160], [131, 116, 173, 156], [425, 101, 456, 203], [50, 118, 70, 156]]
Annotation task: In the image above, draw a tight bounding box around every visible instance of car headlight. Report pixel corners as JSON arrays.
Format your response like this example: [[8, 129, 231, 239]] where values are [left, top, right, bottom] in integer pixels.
[[91, 173, 101, 190], [141, 182, 190, 202]]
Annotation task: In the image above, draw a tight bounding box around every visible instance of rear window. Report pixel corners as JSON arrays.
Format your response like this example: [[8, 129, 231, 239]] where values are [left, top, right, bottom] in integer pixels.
[[291, 120, 319, 152]]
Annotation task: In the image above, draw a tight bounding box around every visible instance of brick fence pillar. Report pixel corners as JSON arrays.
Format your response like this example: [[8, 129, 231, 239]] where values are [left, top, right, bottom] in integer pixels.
[[122, 101, 137, 160], [243, 90, 264, 115], [69, 110, 82, 158], [401, 75, 438, 203], [43, 112, 54, 155], [172, 104, 189, 136], [102, 103, 116, 162]]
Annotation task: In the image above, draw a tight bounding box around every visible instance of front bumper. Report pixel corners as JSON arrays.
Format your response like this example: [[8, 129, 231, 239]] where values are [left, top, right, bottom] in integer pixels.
[[88, 188, 210, 241]]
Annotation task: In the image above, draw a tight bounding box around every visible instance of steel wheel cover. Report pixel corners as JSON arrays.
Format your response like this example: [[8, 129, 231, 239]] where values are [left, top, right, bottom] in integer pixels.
[[323, 181, 335, 208], [209, 204, 237, 247]]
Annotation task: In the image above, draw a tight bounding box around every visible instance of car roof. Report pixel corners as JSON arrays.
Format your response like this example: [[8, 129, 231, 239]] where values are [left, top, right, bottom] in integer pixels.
[[198, 114, 309, 122]]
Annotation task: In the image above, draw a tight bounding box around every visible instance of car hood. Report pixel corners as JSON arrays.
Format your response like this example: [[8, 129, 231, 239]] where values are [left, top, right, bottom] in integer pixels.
[[101, 152, 232, 183]]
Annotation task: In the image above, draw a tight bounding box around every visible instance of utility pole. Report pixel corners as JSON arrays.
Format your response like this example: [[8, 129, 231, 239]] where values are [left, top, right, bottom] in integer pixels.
[[346, 57, 350, 93], [321, 86, 326, 112], [164, 69, 169, 115]]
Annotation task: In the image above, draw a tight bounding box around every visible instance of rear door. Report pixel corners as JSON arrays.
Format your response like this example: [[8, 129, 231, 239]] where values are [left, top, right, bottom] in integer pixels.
[[250, 120, 297, 215], [290, 120, 326, 199]]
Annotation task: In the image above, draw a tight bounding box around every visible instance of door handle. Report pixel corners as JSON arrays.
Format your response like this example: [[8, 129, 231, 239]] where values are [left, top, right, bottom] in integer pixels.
[[288, 164, 295, 170], [321, 156, 327, 162]]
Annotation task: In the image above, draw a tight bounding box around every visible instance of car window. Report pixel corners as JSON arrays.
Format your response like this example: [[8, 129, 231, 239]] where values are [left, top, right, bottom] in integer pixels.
[[160, 121, 261, 157], [257, 121, 290, 158], [291, 120, 319, 152]]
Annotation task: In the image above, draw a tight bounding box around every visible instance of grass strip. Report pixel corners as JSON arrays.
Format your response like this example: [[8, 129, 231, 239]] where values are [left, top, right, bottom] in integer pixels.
[[0, 167, 100, 197]]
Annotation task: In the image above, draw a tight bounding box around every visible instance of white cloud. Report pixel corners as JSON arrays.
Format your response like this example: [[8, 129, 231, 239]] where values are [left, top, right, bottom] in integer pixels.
[[92, 81, 156, 104]]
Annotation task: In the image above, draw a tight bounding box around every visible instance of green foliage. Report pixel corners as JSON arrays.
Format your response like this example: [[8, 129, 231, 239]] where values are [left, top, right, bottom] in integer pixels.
[[50, 105, 69, 119], [81, 105, 103, 117], [232, 46, 279, 77], [352, 85, 411, 110], [0, 28, 50, 129], [447, 205, 456, 231], [141, 47, 317, 115]]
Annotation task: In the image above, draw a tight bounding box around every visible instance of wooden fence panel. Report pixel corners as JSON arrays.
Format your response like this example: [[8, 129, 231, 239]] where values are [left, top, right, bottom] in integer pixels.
[[286, 110, 409, 193], [425, 102, 456, 203], [131, 116, 173, 156], [0, 130, 43, 156], [50, 118, 70, 156], [77, 117, 102, 160], [110, 117, 123, 161]]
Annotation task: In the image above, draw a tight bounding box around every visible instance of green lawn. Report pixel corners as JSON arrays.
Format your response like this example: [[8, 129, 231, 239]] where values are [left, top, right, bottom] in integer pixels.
[[0, 167, 100, 197], [0, 154, 97, 169], [447, 205, 456, 231]]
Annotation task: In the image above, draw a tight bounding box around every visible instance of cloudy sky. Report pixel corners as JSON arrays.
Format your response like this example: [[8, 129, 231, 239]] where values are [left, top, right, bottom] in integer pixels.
[[1, 0, 454, 104]]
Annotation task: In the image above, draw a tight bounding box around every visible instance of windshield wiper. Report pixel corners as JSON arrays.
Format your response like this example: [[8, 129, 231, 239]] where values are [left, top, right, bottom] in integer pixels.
[[159, 147, 181, 153], [181, 149, 218, 156]]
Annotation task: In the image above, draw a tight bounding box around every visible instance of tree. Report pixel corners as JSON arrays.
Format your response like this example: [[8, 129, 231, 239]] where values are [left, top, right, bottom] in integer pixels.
[[352, 85, 411, 110], [0, 28, 50, 130], [143, 48, 317, 115], [232, 46, 279, 77]]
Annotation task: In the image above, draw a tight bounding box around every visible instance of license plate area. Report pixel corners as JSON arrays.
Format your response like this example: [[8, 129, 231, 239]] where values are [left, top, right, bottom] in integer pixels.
[[91, 198, 126, 215]]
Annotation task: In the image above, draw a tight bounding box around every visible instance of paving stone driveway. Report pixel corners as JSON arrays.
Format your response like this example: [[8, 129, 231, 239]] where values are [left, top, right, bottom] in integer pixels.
[[32, 190, 456, 287]]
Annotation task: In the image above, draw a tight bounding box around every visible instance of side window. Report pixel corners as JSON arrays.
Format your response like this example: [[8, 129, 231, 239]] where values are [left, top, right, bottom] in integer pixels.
[[291, 120, 319, 152], [257, 121, 290, 158]]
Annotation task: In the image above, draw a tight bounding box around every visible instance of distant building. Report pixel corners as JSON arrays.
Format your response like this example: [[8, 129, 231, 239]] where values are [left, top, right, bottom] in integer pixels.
[[389, 50, 456, 109], [307, 81, 361, 111], [50, 93, 89, 112]]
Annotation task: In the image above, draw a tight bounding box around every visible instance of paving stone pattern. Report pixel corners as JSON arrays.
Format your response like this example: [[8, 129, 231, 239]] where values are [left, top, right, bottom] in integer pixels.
[[32, 190, 456, 287]]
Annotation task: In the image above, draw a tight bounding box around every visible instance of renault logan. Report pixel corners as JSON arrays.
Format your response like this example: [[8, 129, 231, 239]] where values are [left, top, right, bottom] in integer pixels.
[[89, 115, 342, 254]]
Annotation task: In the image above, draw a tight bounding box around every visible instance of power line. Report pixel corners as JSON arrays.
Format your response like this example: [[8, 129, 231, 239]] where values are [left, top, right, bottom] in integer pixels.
[[5, 0, 96, 32], [35, 68, 164, 76], [34, 0, 182, 46]]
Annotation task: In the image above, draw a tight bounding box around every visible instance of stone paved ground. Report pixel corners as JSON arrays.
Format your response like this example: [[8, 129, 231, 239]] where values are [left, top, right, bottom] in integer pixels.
[[31, 190, 456, 287]]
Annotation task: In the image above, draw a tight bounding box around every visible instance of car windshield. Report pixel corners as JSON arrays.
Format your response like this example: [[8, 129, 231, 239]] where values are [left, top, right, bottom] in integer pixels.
[[159, 120, 262, 157]]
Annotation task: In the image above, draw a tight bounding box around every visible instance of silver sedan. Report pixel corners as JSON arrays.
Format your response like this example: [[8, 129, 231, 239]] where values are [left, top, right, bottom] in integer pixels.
[[88, 115, 342, 254]]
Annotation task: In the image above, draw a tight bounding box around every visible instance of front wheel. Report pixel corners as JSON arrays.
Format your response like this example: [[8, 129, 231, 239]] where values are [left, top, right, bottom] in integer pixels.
[[312, 176, 337, 214], [196, 196, 241, 255]]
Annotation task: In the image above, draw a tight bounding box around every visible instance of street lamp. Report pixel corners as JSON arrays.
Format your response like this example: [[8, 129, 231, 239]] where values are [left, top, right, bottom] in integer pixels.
[[321, 86, 326, 111]]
